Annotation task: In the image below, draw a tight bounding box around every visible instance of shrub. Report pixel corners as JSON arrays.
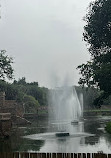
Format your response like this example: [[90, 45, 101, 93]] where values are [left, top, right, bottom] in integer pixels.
[[105, 122, 111, 134]]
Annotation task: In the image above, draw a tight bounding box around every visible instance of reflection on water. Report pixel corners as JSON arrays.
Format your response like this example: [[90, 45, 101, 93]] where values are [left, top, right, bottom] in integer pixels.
[[1, 116, 111, 153]]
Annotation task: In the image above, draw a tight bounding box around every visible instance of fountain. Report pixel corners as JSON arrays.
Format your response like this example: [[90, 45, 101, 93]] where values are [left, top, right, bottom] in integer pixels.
[[23, 85, 94, 151], [48, 86, 83, 137]]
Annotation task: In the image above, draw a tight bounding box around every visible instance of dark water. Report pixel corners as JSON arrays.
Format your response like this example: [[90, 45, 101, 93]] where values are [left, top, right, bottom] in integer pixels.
[[1, 116, 111, 153]]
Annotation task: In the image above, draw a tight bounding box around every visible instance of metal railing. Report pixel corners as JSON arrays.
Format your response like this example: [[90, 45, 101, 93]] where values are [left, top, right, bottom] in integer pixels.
[[0, 153, 109, 158]]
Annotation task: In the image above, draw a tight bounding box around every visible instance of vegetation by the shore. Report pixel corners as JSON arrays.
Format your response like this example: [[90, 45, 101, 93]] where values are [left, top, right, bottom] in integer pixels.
[[105, 122, 111, 134], [84, 109, 111, 112], [0, 78, 48, 113]]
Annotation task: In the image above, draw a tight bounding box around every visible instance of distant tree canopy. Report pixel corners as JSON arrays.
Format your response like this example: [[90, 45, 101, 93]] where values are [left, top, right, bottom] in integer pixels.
[[0, 50, 14, 80], [0, 50, 48, 113], [0, 78, 48, 113], [13, 77, 47, 106], [77, 0, 111, 107], [13, 77, 38, 86]]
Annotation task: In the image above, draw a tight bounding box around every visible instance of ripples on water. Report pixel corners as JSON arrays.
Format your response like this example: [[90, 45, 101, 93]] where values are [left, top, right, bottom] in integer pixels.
[[0, 116, 111, 153]]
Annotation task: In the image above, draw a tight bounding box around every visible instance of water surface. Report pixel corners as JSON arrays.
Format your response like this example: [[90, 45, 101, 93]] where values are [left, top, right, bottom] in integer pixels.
[[1, 116, 111, 153]]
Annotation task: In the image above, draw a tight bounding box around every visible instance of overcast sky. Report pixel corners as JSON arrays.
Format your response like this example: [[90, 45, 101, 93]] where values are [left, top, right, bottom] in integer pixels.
[[0, 0, 92, 88]]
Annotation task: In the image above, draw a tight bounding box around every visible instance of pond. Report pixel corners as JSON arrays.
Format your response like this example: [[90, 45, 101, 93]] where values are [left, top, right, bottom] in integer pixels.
[[1, 115, 111, 153]]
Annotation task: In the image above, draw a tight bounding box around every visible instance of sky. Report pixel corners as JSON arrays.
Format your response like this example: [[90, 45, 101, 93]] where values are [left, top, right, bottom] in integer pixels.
[[0, 0, 92, 88]]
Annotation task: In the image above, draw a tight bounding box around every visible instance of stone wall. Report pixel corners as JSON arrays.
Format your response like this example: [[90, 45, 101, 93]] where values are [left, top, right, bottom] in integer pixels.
[[0, 92, 29, 137], [0, 92, 24, 117], [0, 92, 5, 107], [0, 119, 12, 137]]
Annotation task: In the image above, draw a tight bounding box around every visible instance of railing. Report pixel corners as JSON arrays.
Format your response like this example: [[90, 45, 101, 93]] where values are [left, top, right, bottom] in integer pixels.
[[0, 153, 110, 158]]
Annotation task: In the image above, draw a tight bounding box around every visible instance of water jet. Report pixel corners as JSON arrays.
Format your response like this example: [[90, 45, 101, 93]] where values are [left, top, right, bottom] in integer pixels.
[[48, 86, 83, 136]]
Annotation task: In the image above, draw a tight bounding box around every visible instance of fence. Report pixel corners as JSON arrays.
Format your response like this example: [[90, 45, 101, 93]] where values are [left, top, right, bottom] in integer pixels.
[[0, 153, 110, 158]]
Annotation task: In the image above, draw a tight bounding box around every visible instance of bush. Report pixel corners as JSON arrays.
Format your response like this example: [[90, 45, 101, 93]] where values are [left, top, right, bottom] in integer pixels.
[[23, 95, 40, 113], [105, 122, 111, 134]]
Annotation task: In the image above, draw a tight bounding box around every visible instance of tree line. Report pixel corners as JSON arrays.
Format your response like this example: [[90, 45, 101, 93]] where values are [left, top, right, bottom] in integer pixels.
[[0, 77, 48, 113]]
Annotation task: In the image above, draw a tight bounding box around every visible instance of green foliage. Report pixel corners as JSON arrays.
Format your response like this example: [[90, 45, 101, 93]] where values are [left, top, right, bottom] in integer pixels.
[[0, 77, 48, 113], [13, 78, 48, 106], [77, 61, 95, 87], [77, 41, 111, 91], [23, 95, 40, 113], [105, 122, 111, 134], [77, 0, 111, 107], [14, 77, 26, 85], [13, 77, 38, 86], [0, 80, 19, 100], [26, 86, 48, 106], [83, 0, 111, 57], [0, 50, 14, 80]]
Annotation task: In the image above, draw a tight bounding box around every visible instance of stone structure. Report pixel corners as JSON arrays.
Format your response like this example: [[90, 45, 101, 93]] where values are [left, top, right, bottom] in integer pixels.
[[0, 92, 5, 107], [0, 113, 12, 137], [0, 92, 24, 118], [0, 92, 31, 137]]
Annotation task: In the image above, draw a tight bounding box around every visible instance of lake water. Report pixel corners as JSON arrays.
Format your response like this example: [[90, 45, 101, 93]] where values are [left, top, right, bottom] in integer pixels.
[[1, 115, 111, 153]]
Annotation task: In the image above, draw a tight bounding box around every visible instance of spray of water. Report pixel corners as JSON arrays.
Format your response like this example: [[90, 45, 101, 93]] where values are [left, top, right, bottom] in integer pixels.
[[48, 86, 83, 132]]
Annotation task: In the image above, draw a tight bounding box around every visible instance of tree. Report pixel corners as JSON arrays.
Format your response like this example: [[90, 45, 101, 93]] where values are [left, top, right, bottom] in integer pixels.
[[23, 95, 40, 113], [77, 0, 111, 107], [13, 77, 26, 85], [83, 0, 111, 57], [12, 78, 48, 106], [0, 50, 14, 80]]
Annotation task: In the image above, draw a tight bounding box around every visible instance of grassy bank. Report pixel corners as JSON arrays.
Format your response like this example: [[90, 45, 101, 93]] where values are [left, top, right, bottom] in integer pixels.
[[84, 109, 111, 112]]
